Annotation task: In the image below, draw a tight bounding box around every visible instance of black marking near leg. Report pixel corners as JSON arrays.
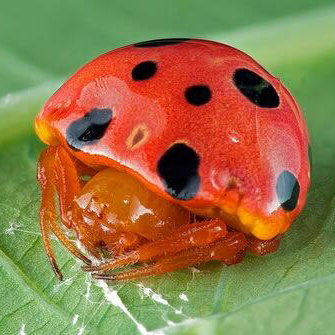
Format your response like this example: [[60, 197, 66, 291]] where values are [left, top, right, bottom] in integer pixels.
[[133, 38, 189, 48], [66, 108, 113, 150], [157, 143, 200, 200], [132, 61, 157, 81], [276, 170, 300, 211], [233, 69, 279, 108]]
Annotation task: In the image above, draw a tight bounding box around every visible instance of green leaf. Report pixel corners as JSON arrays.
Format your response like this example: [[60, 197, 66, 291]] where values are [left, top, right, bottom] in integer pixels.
[[1, 3, 335, 335]]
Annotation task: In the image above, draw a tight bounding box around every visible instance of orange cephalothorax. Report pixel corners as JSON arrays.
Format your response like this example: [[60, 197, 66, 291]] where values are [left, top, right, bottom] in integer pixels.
[[35, 38, 310, 281]]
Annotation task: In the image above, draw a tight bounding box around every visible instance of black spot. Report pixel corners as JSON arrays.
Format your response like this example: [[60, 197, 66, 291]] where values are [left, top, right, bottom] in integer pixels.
[[157, 143, 200, 200], [66, 108, 113, 150], [233, 69, 279, 108], [133, 38, 189, 48], [276, 171, 300, 211], [132, 61, 157, 81], [185, 85, 212, 106]]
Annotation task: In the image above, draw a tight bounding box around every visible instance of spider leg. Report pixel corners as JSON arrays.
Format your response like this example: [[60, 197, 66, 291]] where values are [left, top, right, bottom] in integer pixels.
[[83, 218, 228, 273], [37, 146, 92, 280], [92, 232, 247, 281], [247, 234, 282, 256]]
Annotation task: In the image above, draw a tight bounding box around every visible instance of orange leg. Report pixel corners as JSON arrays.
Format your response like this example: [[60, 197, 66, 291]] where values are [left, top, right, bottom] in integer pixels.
[[83, 218, 228, 273], [92, 232, 247, 281], [247, 234, 282, 256], [53, 146, 82, 228], [223, 249, 246, 265], [37, 146, 92, 280]]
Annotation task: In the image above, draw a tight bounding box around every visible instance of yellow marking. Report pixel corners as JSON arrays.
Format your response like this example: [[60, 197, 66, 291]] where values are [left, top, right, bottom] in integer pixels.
[[35, 119, 59, 146], [236, 206, 288, 240], [188, 203, 290, 240]]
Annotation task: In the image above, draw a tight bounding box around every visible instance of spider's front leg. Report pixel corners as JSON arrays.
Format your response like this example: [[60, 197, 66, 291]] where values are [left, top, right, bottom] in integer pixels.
[[37, 146, 93, 280]]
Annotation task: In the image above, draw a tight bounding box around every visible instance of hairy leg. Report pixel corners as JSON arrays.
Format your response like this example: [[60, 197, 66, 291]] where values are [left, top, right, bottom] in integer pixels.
[[83, 218, 229, 273], [92, 232, 247, 281], [247, 234, 282, 256], [37, 146, 92, 280]]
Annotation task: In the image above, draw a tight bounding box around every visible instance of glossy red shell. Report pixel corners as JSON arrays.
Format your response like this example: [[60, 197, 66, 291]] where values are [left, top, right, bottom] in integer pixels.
[[36, 39, 310, 240]]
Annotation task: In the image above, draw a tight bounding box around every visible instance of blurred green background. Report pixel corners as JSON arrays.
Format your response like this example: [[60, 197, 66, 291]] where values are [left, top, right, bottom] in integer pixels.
[[1, 0, 335, 95], [1, 1, 335, 335]]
